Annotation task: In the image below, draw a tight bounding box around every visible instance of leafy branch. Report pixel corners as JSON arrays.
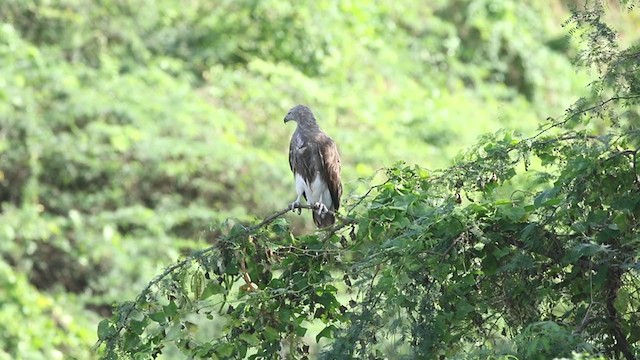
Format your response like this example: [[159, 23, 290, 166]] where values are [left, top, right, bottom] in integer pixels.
[[97, 3, 640, 357], [96, 201, 360, 355]]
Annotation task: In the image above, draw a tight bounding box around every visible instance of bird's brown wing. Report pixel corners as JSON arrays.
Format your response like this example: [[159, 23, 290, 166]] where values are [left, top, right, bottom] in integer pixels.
[[318, 136, 342, 211], [290, 130, 312, 201], [288, 135, 295, 173]]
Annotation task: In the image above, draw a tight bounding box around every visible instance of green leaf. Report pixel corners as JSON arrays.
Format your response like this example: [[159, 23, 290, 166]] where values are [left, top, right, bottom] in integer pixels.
[[615, 288, 630, 314], [163, 301, 178, 317], [228, 223, 247, 238], [538, 153, 557, 165], [123, 331, 140, 351], [270, 217, 289, 234], [279, 309, 292, 323], [239, 333, 259, 346], [324, 284, 338, 293], [215, 343, 235, 357], [316, 325, 337, 342], [97, 319, 116, 340], [520, 223, 539, 242], [390, 194, 417, 211], [467, 203, 489, 215], [129, 319, 148, 335], [493, 247, 510, 259], [201, 282, 225, 299], [612, 213, 629, 231], [295, 325, 307, 337], [165, 322, 183, 341], [149, 311, 166, 323], [534, 187, 561, 208], [454, 301, 474, 320], [593, 265, 609, 287], [481, 254, 498, 275], [563, 243, 609, 263], [571, 221, 588, 233], [263, 327, 280, 342], [502, 206, 526, 221], [597, 227, 618, 242]]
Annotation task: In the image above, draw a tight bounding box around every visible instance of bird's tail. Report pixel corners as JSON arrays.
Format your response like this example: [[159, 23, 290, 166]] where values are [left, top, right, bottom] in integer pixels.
[[313, 211, 335, 228]]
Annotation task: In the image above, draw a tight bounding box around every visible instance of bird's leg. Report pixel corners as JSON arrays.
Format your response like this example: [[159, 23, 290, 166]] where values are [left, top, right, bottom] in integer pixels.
[[290, 194, 302, 215], [314, 202, 329, 215]]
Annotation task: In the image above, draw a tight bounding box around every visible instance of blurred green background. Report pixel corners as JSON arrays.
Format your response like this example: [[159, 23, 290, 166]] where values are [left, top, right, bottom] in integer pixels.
[[0, 0, 638, 358]]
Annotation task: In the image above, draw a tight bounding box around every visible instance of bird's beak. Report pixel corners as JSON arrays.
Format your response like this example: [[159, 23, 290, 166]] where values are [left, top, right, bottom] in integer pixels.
[[284, 114, 292, 123]]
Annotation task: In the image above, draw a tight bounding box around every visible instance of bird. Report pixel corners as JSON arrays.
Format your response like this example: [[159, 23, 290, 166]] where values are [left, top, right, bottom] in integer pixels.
[[284, 105, 342, 228]]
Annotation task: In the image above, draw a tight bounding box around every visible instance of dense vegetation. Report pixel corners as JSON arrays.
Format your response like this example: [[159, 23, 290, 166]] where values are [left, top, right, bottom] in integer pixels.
[[1, 0, 639, 359]]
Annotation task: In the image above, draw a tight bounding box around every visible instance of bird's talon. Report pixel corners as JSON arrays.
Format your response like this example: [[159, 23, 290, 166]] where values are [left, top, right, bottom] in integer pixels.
[[290, 201, 302, 215], [314, 202, 329, 215]]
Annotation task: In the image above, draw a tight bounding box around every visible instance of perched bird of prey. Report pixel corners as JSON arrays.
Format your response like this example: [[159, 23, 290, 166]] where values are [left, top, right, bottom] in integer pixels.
[[284, 105, 342, 227]]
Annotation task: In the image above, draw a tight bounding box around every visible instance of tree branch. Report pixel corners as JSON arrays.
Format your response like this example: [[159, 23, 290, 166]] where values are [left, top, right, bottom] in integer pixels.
[[97, 202, 352, 352], [530, 95, 640, 140], [248, 203, 334, 231], [605, 267, 636, 360]]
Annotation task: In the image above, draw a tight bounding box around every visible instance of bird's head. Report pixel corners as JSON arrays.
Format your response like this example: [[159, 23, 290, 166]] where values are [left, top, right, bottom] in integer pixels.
[[284, 105, 316, 125]]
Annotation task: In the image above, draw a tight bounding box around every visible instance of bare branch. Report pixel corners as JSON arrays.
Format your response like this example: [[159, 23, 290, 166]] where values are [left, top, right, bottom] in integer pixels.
[[249, 203, 335, 232]]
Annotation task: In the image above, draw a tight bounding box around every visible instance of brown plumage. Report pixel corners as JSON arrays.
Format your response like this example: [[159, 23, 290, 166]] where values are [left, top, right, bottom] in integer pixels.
[[284, 105, 342, 227]]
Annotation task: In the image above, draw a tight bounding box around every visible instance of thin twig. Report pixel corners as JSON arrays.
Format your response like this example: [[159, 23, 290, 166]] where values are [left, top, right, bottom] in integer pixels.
[[347, 179, 388, 213], [442, 231, 467, 259], [528, 95, 640, 141], [605, 149, 638, 163], [575, 303, 596, 334]]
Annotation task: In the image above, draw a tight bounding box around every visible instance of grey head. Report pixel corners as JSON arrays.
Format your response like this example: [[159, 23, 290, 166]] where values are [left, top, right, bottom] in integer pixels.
[[283, 105, 317, 127]]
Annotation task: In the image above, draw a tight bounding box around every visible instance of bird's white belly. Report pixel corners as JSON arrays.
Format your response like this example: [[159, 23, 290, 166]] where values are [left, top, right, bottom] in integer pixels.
[[295, 173, 332, 208]]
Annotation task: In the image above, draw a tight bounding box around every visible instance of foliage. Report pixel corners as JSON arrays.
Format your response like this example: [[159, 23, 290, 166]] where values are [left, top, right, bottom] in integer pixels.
[[98, 1, 640, 358], [0, 259, 96, 359], [99, 106, 640, 359]]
